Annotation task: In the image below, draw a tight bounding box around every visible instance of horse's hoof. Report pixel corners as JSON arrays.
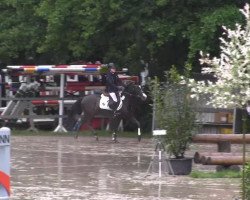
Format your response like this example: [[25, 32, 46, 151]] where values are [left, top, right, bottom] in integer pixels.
[[138, 136, 142, 142], [112, 138, 119, 143], [112, 137, 118, 143], [95, 136, 99, 141]]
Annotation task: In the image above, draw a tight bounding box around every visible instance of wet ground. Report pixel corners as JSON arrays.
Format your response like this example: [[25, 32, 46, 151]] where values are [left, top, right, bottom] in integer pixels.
[[10, 135, 241, 200]]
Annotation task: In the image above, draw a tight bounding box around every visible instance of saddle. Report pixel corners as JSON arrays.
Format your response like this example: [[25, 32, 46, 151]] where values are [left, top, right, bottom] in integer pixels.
[[99, 93, 124, 111], [102, 92, 109, 97]]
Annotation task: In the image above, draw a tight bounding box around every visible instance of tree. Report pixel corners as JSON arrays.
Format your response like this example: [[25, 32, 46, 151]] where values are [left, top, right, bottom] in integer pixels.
[[0, 0, 46, 63], [186, 5, 250, 198], [143, 1, 244, 73], [0, 0, 246, 74], [187, 4, 250, 109]]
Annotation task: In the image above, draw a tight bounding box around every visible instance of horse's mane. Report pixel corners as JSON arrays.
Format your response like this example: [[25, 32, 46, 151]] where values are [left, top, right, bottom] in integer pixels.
[[122, 80, 135, 86]]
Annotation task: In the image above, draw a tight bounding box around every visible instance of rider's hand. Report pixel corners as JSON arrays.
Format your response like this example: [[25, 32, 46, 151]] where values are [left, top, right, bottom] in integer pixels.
[[117, 86, 124, 91]]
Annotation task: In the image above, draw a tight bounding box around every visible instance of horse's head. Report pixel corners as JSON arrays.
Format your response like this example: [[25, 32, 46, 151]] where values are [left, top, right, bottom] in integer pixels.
[[123, 81, 147, 101]]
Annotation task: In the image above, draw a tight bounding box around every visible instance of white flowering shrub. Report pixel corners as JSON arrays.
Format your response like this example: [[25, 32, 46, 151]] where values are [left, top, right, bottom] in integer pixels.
[[188, 4, 250, 109]]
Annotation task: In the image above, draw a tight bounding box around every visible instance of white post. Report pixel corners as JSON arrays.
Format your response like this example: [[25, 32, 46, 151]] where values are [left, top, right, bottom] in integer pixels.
[[0, 127, 11, 200], [54, 74, 67, 132], [152, 99, 156, 132], [89, 75, 93, 82], [159, 150, 162, 178]]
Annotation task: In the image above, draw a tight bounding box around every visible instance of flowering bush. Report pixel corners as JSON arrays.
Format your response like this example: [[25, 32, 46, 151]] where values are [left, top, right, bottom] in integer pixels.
[[187, 4, 250, 109], [150, 70, 198, 159], [185, 4, 250, 198]]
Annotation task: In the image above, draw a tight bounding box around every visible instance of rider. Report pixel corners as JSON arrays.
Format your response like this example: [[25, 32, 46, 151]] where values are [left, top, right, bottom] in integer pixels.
[[105, 63, 123, 113]]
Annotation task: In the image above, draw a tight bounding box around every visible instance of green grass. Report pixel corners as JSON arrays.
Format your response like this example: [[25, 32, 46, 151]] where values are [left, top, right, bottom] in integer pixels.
[[12, 129, 76, 136], [190, 170, 241, 178], [11, 129, 151, 138]]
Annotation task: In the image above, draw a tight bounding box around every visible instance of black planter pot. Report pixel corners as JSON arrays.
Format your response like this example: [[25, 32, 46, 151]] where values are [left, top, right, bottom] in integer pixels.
[[167, 157, 193, 175]]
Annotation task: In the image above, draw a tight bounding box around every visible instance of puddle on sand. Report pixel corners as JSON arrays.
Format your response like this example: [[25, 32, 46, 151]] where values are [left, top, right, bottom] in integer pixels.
[[10, 136, 240, 200]]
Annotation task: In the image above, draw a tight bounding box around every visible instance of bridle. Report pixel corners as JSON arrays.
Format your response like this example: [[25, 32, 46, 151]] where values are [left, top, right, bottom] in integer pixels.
[[122, 85, 145, 99]]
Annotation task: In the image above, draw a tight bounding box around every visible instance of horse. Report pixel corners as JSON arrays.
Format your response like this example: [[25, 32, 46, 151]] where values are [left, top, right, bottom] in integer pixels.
[[65, 81, 147, 142]]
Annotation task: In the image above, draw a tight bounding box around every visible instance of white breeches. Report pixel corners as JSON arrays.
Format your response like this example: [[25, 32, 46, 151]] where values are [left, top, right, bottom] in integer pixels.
[[109, 92, 118, 102]]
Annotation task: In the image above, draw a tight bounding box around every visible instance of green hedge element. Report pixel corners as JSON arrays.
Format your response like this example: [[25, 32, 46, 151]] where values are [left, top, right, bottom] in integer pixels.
[[242, 162, 250, 200]]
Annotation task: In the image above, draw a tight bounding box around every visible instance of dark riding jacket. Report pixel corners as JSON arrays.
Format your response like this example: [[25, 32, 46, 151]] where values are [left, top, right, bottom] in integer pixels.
[[106, 72, 122, 93]]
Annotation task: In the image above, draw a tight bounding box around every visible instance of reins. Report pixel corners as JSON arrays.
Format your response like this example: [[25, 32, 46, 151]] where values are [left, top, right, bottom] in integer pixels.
[[122, 91, 141, 99]]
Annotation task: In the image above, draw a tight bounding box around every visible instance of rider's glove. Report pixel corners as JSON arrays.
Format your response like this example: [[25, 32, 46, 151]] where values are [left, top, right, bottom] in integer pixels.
[[117, 86, 124, 91]]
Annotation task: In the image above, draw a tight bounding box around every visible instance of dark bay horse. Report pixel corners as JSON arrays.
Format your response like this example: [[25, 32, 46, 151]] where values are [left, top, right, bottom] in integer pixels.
[[66, 81, 147, 142]]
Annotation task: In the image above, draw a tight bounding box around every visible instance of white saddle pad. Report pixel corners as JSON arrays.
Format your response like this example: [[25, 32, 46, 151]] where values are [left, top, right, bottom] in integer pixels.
[[99, 94, 124, 111]]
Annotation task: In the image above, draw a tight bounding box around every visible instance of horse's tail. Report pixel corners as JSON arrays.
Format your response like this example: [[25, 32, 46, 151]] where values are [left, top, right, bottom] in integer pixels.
[[71, 98, 83, 115], [64, 97, 83, 131]]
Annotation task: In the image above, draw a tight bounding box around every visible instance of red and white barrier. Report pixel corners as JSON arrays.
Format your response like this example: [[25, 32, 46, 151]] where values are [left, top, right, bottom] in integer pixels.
[[0, 127, 10, 199], [2, 64, 139, 132], [6, 64, 102, 74]]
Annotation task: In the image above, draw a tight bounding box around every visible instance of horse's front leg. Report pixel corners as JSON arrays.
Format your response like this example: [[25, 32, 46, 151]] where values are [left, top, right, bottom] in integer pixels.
[[129, 116, 141, 142], [112, 132, 117, 142]]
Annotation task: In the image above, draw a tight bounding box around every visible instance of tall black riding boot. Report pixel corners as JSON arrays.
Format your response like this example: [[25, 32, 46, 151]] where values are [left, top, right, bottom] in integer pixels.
[[108, 98, 116, 110]]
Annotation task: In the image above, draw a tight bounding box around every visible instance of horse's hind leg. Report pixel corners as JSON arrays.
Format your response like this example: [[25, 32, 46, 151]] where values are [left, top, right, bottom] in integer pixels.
[[85, 121, 98, 141], [73, 112, 94, 139], [73, 113, 84, 139], [110, 117, 122, 143], [76, 113, 99, 141], [73, 117, 82, 132]]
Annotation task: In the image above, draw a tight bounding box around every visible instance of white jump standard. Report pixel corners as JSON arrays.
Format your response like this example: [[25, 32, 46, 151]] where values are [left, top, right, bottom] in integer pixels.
[[146, 130, 174, 177], [0, 127, 11, 200]]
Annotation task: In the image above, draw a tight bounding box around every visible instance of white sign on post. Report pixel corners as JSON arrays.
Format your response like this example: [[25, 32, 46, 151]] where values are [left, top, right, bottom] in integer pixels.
[[0, 127, 11, 200], [153, 130, 167, 136]]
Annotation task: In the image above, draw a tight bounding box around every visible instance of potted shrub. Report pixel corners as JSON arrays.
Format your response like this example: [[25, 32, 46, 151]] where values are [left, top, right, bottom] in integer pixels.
[[150, 69, 198, 175]]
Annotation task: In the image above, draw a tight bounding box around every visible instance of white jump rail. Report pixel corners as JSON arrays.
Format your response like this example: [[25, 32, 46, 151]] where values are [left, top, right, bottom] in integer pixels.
[[4, 65, 105, 133]]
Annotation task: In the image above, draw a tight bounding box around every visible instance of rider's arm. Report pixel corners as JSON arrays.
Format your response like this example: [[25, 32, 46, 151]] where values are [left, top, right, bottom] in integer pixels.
[[106, 73, 118, 91], [116, 74, 124, 86], [115, 75, 125, 91]]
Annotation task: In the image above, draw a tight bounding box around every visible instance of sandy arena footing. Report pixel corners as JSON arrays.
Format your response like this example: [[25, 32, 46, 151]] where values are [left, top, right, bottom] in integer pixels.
[[10, 135, 240, 200]]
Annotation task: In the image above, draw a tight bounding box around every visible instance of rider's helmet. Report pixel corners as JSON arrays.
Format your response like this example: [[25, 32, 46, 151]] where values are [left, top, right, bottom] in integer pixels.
[[108, 63, 116, 69], [108, 63, 116, 73]]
